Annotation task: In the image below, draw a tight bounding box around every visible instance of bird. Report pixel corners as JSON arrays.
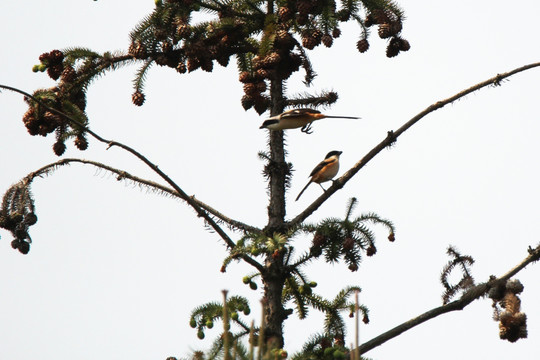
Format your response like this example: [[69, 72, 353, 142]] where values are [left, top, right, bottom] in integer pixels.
[[296, 150, 342, 201], [259, 108, 359, 134]]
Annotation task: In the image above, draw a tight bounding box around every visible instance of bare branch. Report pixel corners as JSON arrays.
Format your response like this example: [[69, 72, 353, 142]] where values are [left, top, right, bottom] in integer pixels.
[[288, 62, 540, 227], [358, 243, 540, 355]]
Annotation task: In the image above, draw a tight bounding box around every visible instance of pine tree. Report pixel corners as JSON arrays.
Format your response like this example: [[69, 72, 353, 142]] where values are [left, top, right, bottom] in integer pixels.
[[5, 0, 409, 353], [2, 1, 540, 359]]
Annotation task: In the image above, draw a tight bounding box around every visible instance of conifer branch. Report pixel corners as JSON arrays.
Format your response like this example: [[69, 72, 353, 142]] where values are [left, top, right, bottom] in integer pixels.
[[7, 157, 264, 271], [288, 61, 540, 227], [14, 157, 261, 234], [357, 243, 540, 355], [0, 85, 260, 256], [284, 90, 338, 109]]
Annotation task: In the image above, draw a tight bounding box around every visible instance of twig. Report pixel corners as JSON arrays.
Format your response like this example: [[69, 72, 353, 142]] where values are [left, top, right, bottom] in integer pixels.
[[357, 244, 540, 355], [288, 62, 540, 227]]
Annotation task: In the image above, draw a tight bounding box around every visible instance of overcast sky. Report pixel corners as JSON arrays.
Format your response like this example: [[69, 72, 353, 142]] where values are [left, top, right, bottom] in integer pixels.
[[1, 1, 540, 359]]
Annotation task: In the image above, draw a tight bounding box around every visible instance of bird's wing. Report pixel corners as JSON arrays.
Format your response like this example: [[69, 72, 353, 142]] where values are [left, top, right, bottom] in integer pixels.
[[309, 158, 334, 177], [281, 108, 321, 118]]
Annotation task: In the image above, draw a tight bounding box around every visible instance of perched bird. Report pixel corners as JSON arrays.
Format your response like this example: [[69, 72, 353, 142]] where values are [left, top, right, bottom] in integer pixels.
[[259, 108, 359, 134], [296, 151, 342, 201]]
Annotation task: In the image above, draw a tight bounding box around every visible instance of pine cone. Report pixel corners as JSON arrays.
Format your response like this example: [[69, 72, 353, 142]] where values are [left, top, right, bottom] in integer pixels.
[[366, 245, 377, 256], [176, 61, 187, 73], [187, 57, 201, 72], [302, 35, 318, 50], [398, 38, 410, 51], [24, 213, 38, 226], [321, 34, 333, 47], [39, 52, 51, 62], [390, 21, 403, 35], [200, 58, 214, 72], [243, 82, 258, 96], [216, 54, 230, 67], [262, 52, 281, 67], [128, 41, 148, 59], [161, 41, 173, 53], [11, 239, 21, 250], [176, 24, 191, 38], [255, 68, 270, 80], [356, 39, 370, 53], [18, 241, 30, 255], [74, 134, 88, 150], [251, 55, 262, 69], [253, 95, 270, 115], [241, 94, 254, 110], [332, 28, 341, 38], [239, 71, 252, 83], [378, 23, 392, 39], [61, 65, 77, 83], [312, 29, 323, 41], [47, 64, 64, 80], [132, 91, 145, 106], [53, 141, 66, 156], [277, 6, 293, 21], [255, 81, 267, 93], [49, 50, 64, 63], [22, 109, 39, 135], [386, 37, 401, 58], [43, 111, 62, 128]]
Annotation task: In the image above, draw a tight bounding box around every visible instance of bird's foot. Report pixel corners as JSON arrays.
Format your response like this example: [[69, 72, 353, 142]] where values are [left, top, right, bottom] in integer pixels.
[[301, 123, 313, 134]]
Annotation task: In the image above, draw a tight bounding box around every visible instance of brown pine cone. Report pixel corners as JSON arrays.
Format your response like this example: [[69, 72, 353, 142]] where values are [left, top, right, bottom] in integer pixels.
[[74, 134, 88, 150], [378, 23, 392, 39], [321, 34, 333, 47], [132, 91, 145, 106], [53, 141, 66, 156], [356, 39, 369, 53]]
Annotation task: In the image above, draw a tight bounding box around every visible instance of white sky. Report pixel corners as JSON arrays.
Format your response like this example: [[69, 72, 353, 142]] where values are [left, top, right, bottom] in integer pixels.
[[1, 1, 540, 359]]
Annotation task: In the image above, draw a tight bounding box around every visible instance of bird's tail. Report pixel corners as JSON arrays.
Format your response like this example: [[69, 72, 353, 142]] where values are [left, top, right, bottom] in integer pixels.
[[295, 180, 312, 201], [324, 115, 360, 119]]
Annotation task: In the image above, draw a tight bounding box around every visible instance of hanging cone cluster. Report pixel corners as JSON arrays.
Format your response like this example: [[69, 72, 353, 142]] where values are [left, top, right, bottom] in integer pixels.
[[489, 279, 528, 343], [0, 182, 38, 255]]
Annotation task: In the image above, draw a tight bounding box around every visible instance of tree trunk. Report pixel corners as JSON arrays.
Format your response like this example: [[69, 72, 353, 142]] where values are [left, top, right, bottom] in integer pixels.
[[262, 76, 288, 348]]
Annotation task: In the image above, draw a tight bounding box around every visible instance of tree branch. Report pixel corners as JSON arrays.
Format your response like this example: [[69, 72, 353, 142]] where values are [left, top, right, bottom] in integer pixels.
[[288, 62, 540, 227], [358, 243, 540, 355], [21, 157, 261, 234], [16, 157, 266, 272], [0, 85, 249, 252]]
